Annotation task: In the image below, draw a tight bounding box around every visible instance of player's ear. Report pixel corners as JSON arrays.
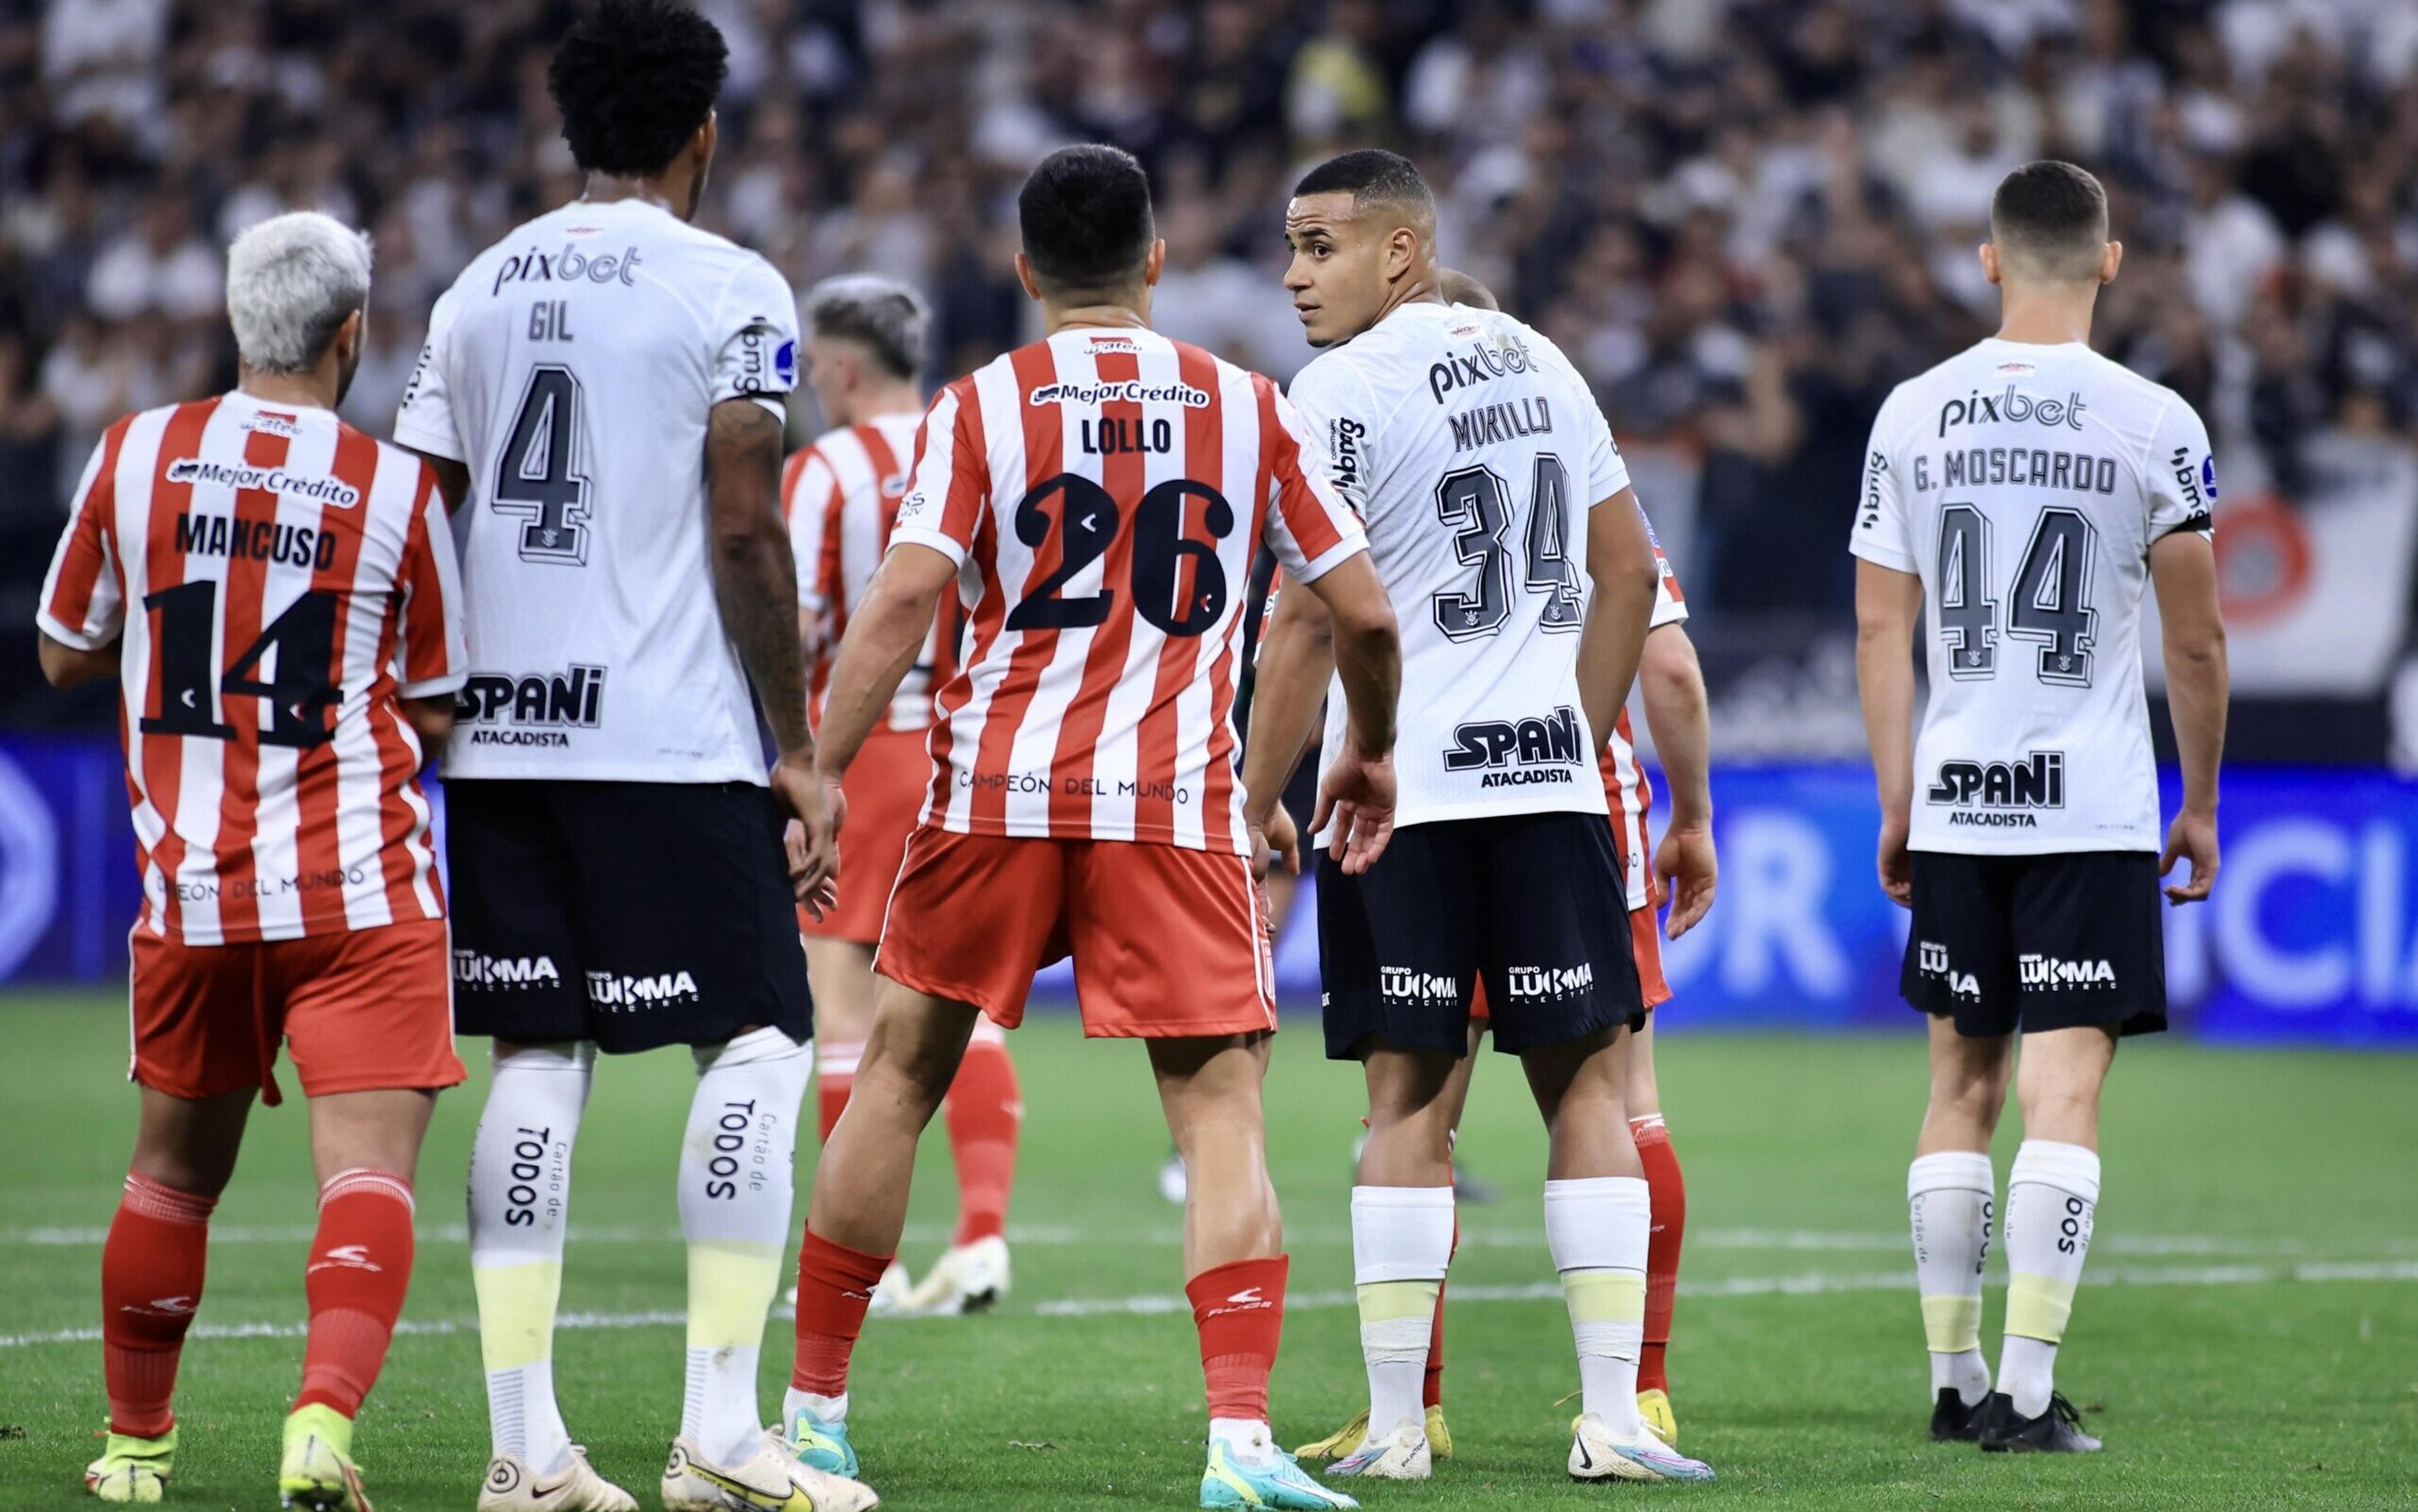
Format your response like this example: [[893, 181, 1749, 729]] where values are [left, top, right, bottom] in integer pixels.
[[694, 110, 718, 169], [2099, 240, 2123, 285], [334, 308, 365, 365], [1143, 238, 1166, 288], [1013, 251, 1043, 304], [1978, 241, 2002, 288], [1385, 225, 1417, 283]]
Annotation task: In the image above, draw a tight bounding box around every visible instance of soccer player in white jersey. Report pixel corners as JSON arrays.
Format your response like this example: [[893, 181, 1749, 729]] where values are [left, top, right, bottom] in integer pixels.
[[1246, 149, 1713, 1484], [392, 6, 865, 1510], [1853, 161, 2228, 1453], [781, 275, 1024, 1317]]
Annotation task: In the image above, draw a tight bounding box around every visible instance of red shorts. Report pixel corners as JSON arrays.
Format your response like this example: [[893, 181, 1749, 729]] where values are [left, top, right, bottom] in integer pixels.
[[801, 727, 934, 945], [1472, 902, 1669, 1023], [128, 917, 464, 1105], [875, 826, 1275, 1038]]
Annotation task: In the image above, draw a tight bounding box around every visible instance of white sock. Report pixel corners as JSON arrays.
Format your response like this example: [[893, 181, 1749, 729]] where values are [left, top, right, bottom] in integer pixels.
[[781, 1387, 849, 1428], [469, 1040, 593, 1475], [2000, 1140, 2099, 1418], [1908, 1150, 1994, 1407], [1350, 1186, 1454, 1442], [1543, 1176, 1650, 1437], [680, 1027, 813, 1465], [1210, 1416, 1278, 1467]]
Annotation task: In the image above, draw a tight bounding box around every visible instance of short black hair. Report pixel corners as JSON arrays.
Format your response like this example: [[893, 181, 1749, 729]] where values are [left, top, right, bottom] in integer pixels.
[[1294, 149, 1435, 217], [1990, 161, 2109, 282], [1018, 145, 1156, 297], [548, 0, 727, 178]]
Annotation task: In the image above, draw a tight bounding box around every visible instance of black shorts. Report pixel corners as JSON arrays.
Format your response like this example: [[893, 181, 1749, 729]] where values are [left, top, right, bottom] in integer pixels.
[[1902, 850, 2165, 1039], [1317, 811, 1643, 1059], [445, 778, 811, 1054]]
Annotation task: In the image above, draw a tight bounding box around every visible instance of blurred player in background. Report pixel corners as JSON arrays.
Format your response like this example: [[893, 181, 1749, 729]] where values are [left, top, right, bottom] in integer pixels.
[[392, 4, 863, 1509], [1854, 161, 2228, 1453], [783, 274, 1023, 1316], [783, 144, 1400, 1512], [1289, 268, 1717, 1464], [40, 211, 465, 1511], [1246, 151, 1713, 1485]]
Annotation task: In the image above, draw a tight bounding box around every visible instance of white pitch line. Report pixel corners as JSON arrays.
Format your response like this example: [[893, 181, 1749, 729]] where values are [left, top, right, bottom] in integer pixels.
[[4, 1259, 2415, 1350]]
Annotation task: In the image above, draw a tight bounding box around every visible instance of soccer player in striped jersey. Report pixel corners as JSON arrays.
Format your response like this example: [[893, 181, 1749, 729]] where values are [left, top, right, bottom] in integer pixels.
[[40, 212, 467, 1511], [783, 144, 1400, 1512], [781, 275, 1023, 1318]]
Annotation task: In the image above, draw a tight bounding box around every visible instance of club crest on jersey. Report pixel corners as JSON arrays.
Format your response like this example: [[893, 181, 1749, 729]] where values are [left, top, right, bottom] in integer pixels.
[[1936, 386, 2087, 437], [1927, 751, 2064, 826], [1428, 333, 1534, 404], [774, 338, 798, 387], [1443, 705, 1584, 787]]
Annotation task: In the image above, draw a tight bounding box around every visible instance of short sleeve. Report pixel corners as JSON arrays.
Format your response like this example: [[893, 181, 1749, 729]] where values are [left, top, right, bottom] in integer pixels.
[[2145, 395, 2218, 542], [1282, 355, 1377, 523], [392, 283, 465, 462], [783, 446, 843, 616], [1848, 390, 1917, 573], [709, 256, 802, 420], [888, 381, 987, 569], [1642, 504, 1689, 628], [1257, 376, 1368, 585], [1579, 402, 1631, 506], [394, 464, 468, 698], [37, 424, 127, 651]]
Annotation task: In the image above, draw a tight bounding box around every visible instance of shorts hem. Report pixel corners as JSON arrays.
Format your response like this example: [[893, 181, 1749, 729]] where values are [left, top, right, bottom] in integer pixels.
[[875, 959, 1030, 1030], [1075, 1014, 1276, 1042], [293, 1065, 470, 1096]]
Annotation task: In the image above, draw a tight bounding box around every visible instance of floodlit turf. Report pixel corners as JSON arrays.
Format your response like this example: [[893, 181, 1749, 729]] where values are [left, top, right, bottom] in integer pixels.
[[1, 996, 2413, 1511]]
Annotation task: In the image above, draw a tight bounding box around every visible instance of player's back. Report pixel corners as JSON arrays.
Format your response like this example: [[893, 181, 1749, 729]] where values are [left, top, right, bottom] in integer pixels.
[[1853, 338, 2216, 853], [784, 412, 941, 729], [395, 197, 800, 783], [890, 325, 1362, 851], [1288, 300, 1628, 827], [38, 390, 463, 945]]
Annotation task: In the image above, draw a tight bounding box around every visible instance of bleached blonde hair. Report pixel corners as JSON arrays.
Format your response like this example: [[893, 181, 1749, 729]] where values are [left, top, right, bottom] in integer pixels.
[[225, 211, 373, 373]]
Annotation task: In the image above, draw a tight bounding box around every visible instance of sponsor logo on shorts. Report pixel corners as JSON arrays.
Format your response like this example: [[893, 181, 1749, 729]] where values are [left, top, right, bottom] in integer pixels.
[[1378, 967, 1456, 1003], [1916, 939, 1981, 999], [585, 969, 701, 1009], [2018, 953, 2118, 990], [454, 950, 560, 989], [1504, 962, 1595, 1001], [1927, 751, 2063, 827], [457, 664, 606, 749], [1444, 705, 1584, 788]]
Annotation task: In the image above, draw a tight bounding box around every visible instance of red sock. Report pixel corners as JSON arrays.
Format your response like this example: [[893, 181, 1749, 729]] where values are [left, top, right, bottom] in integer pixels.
[[817, 1043, 861, 1143], [1186, 1254, 1288, 1423], [101, 1173, 217, 1436], [294, 1169, 416, 1418], [791, 1229, 892, 1395], [1633, 1115, 1685, 1395], [1422, 1211, 1458, 1409], [945, 1030, 1021, 1246]]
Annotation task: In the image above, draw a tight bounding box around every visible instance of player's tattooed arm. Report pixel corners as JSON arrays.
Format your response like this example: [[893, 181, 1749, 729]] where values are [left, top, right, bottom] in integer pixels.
[[705, 397, 813, 758], [2151, 530, 2227, 902], [1576, 487, 1659, 758], [1638, 623, 1717, 938], [1854, 559, 1924, 907]]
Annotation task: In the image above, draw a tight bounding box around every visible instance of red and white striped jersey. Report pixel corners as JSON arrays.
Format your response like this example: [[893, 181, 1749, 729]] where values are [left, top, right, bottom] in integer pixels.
[[782, 412, 953, 730], [890, 327, 1367, 853], [37, 390, 467, 946], [1599, 542, 1688, 911]]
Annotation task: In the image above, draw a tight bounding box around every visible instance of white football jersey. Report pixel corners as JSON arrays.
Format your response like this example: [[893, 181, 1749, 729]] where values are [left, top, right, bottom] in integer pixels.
[[1288, 300, 1630, 829], [1852, 337, 2216, 855], [394, 197, 800, 783]]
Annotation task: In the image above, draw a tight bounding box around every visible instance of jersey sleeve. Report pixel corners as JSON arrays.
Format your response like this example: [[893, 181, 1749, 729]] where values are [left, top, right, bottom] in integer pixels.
[[1642, 503, 1689, 628], [1848, 389, 1918, 573], [36, 423, 127, 651], [783, 446, 843, 615], [1282, 355, 1378, 521], [1530, 331, 1629, 505], [392, 283, 465, 462], [889, 381, 987, 569], [394, 463, 468, 698], [1257, 376, 1370, 584], [708, 256, 802, 421], [2145, 395, 2218, 542]]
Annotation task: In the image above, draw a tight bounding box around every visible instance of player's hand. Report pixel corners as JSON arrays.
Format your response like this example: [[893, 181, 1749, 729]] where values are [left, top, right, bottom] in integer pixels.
[[770, 751, 841, 916], [1656, 821, 1717, 940], [2160, 806, 2218, 904], [1876, 811, 1913, 909], [1312, 738, 1395, 875], [1252, 802, 1301, 880]]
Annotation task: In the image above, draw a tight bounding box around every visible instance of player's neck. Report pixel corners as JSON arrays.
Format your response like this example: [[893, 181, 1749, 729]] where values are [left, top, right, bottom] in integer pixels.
[[1994, 286, 2097, 347], [237, 363, 338, 412], [1042, 300, 1150, 336], [578, 172, 690, 220], [843, 384, 924, 426], [1368, 268, 1448, 329]]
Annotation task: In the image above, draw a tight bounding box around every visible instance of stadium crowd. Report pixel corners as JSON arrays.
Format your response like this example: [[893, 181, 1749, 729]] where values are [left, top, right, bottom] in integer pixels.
[[4, 0, 2416, 678]]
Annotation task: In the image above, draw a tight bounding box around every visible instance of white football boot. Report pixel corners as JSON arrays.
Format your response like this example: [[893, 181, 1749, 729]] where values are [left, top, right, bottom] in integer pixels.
[[898, 1235, 1009, 1314], [477, 1448, 637, 1511]]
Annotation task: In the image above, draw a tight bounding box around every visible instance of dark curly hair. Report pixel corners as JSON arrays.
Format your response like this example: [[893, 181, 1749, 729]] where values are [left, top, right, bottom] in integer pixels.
[[547, 0, 728, 178]]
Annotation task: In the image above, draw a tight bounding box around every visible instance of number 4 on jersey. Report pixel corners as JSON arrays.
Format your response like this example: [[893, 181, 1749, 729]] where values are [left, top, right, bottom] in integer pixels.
[[1936, 503, 2097, 687], [494, 365, 591, 566]]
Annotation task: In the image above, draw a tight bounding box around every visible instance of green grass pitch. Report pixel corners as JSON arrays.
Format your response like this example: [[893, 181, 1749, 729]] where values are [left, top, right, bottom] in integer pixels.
[[1, 994, 2413, 1510]]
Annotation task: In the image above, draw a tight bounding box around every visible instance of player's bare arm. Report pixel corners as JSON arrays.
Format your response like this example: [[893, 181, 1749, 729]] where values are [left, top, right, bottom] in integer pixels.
[[1263, 553, 1402, 875], [2150, 530, 2227, 902], [1575, 487, 1660, 756], [404, 450, 472, 514], [1237, 583, 1333, 877], [1638, 622, 1715, 939], [400, 695, 456, 753], [1854, 559, 1923, 907], [705, 395, 835, 902], [36, 631, 118, 689], [812, 540, 954, 782]]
